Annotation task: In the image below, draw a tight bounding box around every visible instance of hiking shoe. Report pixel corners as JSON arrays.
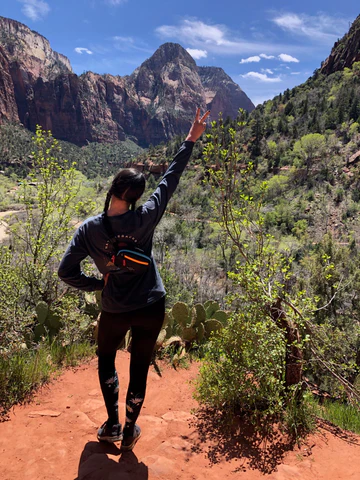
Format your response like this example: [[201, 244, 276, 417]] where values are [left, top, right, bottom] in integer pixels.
[[120, 424, 141, 451], [97, 421, 123, 443]]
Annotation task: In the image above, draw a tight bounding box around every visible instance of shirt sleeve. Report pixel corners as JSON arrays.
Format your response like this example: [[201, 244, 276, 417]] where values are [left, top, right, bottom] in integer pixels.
[[140, 140, 194, 228], [58, 226, 105, 291]]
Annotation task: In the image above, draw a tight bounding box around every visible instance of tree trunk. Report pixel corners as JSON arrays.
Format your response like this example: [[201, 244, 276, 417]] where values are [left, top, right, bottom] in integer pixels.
[[270, 298, 303, 389]]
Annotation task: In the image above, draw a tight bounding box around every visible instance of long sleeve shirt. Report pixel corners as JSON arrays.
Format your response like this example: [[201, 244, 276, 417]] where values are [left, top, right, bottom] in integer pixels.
[[58, 140, 194, 313]]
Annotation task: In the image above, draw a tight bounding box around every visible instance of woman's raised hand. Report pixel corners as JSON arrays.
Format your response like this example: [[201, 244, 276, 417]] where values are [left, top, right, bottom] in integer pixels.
[[186, 108, 211, 142]]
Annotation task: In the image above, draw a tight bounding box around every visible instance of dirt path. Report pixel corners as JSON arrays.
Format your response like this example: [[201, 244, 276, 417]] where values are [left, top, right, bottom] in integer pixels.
[[0, 350, 359, 480], [0, 210, 22, 241]]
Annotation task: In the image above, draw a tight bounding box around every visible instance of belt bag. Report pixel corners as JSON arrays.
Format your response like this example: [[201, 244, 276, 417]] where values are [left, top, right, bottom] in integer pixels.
[[103, 212, 152, 275], [111, 248, 151, 275]]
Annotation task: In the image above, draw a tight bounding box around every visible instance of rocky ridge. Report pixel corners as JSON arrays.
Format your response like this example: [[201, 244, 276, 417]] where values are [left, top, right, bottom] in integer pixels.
[[0, 17, 254, 147], [0, 16, 72, 80], [320, 14, 360, 75]]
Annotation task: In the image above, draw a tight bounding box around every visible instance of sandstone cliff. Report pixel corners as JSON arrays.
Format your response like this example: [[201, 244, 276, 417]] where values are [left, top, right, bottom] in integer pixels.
[[0, 45, 19, 123], [199, 66, 254, 120], [0, 16, 72, 80], [320, 14, 360, 75], [0, 17, 254, 147]]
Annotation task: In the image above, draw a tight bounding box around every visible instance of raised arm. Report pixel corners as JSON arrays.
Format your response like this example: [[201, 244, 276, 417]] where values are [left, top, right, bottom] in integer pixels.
[[141, 108, 210, 227]]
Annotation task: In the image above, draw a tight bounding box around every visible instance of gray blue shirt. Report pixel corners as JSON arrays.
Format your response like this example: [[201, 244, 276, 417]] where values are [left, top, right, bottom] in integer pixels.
[[58, 140, 194, 312]]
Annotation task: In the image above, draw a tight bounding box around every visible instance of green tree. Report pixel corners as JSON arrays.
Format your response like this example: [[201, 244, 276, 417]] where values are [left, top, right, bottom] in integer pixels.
[[293, 133, 326, 173], [196, 120, 360, 430], [10, 126, 82, 306]]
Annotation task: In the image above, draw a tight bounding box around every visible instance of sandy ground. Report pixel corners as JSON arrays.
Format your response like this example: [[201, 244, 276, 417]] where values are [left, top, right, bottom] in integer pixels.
[[0, 350, 359, 480]]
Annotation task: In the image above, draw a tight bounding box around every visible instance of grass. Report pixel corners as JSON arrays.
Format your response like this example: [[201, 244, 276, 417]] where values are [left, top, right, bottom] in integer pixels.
[[0, 340, 96, 418], [311, 397, 360, 434]]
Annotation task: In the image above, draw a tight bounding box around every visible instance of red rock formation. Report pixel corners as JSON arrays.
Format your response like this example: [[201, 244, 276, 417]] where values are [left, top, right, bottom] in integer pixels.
[[0, 16, 72, 80], [320, 14, 360, 75], [0, 45, 19, 122], [0, 16, 255, 146], [198, 66, 254, 119]]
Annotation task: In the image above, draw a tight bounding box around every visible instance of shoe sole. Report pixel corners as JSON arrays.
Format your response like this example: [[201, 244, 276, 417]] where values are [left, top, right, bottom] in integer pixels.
[[120, 431, 142, 451], [97, 434, 123, 443]]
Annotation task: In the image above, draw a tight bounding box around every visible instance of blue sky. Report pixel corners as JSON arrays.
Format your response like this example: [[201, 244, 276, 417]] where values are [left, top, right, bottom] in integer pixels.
[[0, 1, 358, 105]]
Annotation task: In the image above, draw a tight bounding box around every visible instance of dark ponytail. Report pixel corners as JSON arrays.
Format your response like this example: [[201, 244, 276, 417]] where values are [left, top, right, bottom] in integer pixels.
[[103, 190, 112, 214], [103, 168, 145, 215]]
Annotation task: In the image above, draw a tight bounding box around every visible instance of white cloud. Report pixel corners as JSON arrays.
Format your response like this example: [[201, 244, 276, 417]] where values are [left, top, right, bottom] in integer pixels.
[[261, 68, 274, 74], [75, 47, 93, 55], [241, 72, 282, 83], [240, 55, 261, 64], [113, 36, 135, 43], [105, 0, 128, 5], [19, 0, 50, 21], [291, 72, 301, 75], [156, 19, 299, 55], [260, 53, 275, 60], [186, 48, 208, 60], [272, 12, 349, 43], [112, 36, 153, 54], [278, 53, 299, 63]]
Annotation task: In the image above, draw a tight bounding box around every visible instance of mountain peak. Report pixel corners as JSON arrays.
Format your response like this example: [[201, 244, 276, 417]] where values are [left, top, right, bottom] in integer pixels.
[[142, 42, 196, 70]]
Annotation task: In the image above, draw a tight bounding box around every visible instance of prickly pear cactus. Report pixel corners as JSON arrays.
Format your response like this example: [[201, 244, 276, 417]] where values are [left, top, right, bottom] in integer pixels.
[[35, 301, 49, 325], [156, 300, 227, 355], [34, 324, 46, 341], [213, 310, 228, 326], [163, 335, 183, 348], [204, 300, 220, 319], [196, 322, 205, 342], [47, 313, 61, 330], [182, 326, 197, 342], [163, 311, 173, 329], [193, 303, 206, 326], [171, 302, 189, 327], [156, 328, 167, 349], [204, 319, 223, 337], [172, 346, 186, 367], [34, 301, 63, 341]]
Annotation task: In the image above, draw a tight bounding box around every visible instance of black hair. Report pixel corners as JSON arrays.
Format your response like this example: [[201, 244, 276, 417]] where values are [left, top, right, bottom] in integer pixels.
[[104, 168, 146, 214]]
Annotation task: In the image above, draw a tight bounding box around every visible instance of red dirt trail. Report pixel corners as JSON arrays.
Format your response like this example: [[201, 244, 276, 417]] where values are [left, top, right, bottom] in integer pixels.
[[0, 350, 359, 480]]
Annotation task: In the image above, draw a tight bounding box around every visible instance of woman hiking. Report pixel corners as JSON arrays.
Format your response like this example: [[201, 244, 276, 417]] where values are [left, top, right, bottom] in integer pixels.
[[58, 108, 210, 451]]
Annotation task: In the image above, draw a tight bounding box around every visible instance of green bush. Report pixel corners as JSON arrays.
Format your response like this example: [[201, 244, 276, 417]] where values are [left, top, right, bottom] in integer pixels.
[[0, 340, 95, 418], [195, 310, 286, 417]]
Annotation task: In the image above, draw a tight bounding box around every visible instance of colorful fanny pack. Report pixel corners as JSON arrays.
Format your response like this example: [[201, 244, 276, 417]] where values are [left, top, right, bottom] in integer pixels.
[[111, 248, 151, 274], [102, 213, 151, 275]]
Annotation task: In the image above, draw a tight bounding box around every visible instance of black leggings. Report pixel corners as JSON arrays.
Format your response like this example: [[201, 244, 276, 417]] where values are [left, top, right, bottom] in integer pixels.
[[97, 297, 165, 432]]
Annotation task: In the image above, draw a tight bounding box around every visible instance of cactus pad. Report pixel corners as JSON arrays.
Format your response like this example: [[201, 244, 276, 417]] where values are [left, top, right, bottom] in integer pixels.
[[182, 326, 197, 342], [192, 303, 206, 326], [171, 302, 189, 327], [34, 324, 46, 340], [204, 319, 223, 337], [156, 328, 167, 348], [35, 301, 48, 324], [205, 300, 220, 318], [196, 322, 205, 342], [213, 310, 228, 326]]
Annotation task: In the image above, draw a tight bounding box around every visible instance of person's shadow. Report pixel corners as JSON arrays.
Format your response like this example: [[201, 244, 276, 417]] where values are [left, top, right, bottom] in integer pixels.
[[75, 441, 148, 480]]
